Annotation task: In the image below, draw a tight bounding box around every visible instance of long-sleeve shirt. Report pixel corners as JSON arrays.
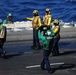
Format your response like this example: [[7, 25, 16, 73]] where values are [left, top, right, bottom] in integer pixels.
[[26, 16, 42, 30]]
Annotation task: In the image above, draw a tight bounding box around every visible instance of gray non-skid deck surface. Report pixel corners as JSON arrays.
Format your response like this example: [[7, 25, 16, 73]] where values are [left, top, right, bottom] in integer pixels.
[[0, 27, 76, 75]]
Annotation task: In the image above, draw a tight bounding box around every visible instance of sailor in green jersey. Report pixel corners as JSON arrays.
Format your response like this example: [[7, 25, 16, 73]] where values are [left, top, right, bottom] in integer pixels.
[[3, 13, 13, 24], [38, 26, 55, 73]]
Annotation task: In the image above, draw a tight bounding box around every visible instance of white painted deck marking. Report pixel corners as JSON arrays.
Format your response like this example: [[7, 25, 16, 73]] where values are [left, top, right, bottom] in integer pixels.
[[26, 62, 64, 68]]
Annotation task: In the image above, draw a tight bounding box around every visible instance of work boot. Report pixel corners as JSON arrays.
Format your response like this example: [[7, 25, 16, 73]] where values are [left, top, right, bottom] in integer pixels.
[[35, 46, 41, 50], [31, 45, 36, 49], [40, 65, 45, 70], [0, 51, 6, 58], [48, 70, 53, 74], [47, 69, 53, 74]]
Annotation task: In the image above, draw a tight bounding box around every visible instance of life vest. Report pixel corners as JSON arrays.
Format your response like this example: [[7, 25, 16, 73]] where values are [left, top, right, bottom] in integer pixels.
[[0, 26, 6, 38], [32, 16, 41, 30], [44, 15, 52, 26], [53, 26, 60, 38]]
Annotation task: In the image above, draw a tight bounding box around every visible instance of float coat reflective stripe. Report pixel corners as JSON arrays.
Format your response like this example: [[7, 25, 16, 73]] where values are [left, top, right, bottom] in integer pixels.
[[26, 16, 42, 30], [44, 15, 52, 26]]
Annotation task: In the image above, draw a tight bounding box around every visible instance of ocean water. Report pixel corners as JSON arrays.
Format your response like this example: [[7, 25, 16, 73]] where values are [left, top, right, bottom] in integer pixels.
[[0, 0, 76, 22]]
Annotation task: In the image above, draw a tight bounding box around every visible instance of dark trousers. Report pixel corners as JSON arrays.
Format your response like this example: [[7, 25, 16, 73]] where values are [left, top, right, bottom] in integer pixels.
[[33, 28, 40, 47], [0, 38, 5, 53], [52, 36, 60, 55], [41, 50, 51, 71], [41, 39, 53, 71]]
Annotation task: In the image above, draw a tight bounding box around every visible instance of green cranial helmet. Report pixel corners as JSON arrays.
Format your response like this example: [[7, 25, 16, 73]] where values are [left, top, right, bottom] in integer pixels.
[[8, 13, 13, 17]]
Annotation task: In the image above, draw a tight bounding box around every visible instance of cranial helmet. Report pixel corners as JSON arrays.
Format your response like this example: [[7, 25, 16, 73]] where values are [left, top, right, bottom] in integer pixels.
[[39, 26, 51, 36], [45, 8, 50, 12], [53, 19, 59, 25], [33, 10, 38, 14], [8, 13, 13, 17], [39, 25, 50, 31]]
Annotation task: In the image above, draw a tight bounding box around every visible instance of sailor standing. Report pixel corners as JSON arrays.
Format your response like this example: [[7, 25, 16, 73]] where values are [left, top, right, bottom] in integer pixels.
[[52, 19, 60, 56], [24, 10, 42, 50], [43, 8, 52, 27], [38, 26, 55, 73]]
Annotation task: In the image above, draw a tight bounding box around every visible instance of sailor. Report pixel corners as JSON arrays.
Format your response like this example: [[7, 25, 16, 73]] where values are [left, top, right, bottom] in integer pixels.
[[52, 19, 60, 56], [0, 19, 7, 57], [38, 26, 55, 73], [0, 19, 2, 32], [43, 8, 52, 27], [24, 10, 42, 50], [3, 13, 13, 24]]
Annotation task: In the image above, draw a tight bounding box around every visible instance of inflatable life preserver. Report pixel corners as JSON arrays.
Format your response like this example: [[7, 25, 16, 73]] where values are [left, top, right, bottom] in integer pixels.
[[0, 26, 7, 44], [0, 26, 7, 57], [0, 26, 7, 38]]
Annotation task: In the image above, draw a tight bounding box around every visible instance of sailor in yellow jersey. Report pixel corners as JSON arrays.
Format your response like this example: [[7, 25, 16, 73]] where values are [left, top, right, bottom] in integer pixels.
[[24, 10, 42, 50], [43, 8, 52, 27], [52, 19, 60, 56]]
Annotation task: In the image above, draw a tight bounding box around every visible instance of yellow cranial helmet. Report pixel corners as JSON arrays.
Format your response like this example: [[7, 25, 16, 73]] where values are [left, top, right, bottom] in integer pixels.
[[53, 19, 59, 24], [45, 8, 50, 12], [33, 10, 38, 14]]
